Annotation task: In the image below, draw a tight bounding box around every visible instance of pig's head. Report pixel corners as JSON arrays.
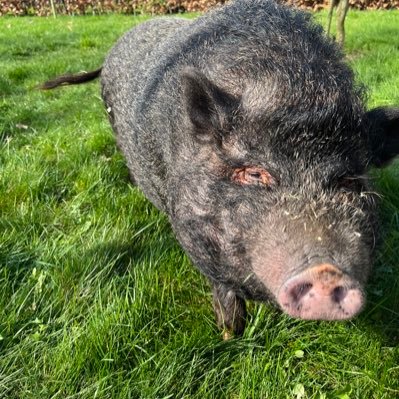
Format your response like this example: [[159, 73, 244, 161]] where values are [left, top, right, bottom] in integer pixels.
[[170, 65, 399, 323]]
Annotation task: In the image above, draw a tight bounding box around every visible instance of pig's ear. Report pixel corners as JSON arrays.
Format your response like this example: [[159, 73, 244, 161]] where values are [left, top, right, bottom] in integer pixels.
[[181, 67, 238, 140], [367, 107, 399, 167]]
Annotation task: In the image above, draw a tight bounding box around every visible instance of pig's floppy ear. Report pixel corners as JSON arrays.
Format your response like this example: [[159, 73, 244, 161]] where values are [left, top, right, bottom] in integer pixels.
[[181, 67, 238, 140], [367, 107, 399, 167]]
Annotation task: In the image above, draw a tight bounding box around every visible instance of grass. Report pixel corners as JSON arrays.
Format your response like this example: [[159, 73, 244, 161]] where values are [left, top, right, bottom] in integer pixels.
[[1, 9, 399, 399]]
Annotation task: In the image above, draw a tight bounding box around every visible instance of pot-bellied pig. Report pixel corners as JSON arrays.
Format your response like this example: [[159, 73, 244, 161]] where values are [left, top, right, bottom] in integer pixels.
[[42, 0, 399, 336]]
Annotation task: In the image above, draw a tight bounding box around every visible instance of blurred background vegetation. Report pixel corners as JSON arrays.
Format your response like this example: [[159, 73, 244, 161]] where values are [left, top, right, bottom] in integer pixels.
[[0, 0, 398, 17]]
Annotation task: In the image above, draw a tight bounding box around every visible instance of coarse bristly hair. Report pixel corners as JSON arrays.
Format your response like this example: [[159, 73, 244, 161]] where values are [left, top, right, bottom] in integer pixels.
[[43, 0, 398, 335]]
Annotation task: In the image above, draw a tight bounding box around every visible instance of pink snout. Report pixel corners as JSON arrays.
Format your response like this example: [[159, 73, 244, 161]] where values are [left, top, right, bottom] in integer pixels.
[[278, 264, 364, 320]]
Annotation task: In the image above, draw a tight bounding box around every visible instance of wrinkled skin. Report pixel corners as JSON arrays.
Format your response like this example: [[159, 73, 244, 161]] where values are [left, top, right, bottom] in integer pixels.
[[43, 0, 399, 336]]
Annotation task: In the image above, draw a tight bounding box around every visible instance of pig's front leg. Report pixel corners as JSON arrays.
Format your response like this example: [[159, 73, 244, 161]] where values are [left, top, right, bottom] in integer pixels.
[[211, 282, 247, 339]]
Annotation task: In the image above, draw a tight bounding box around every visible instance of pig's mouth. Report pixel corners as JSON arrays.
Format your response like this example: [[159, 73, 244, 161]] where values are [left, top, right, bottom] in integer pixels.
[[277, 263, 365, 320]]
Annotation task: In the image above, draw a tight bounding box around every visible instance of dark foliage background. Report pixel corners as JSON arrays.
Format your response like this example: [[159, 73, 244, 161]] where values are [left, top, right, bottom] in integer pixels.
[[0, 0, 398, 16]]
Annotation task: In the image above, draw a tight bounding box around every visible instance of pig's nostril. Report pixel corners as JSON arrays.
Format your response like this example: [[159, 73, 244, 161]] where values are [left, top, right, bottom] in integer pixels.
[[279, 266, 364, 320], [290, 282, 313, 302], [332, 286, 347, 303]]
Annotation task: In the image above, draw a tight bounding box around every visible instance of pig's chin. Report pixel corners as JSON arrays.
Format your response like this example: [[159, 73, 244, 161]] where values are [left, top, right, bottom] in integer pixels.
[[276, 264, 365, 321]]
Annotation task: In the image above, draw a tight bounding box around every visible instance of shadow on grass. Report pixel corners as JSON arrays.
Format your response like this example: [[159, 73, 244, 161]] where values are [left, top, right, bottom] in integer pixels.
[[362, 168, 399, 345], [363, 277, 399, 346], [84, 227, 179, 276]]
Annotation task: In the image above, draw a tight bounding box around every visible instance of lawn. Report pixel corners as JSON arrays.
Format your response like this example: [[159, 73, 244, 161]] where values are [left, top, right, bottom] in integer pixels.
[[1, 9, 399, 399]]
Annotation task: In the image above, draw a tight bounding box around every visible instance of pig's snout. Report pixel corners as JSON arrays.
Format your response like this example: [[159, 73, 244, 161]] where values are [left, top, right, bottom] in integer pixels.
[[278, 264, 364, 320]]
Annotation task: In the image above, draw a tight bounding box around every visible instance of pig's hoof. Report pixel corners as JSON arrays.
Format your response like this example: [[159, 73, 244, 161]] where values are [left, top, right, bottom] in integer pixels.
[[212, 284, 247, 338], [222, 330, 233, 340]]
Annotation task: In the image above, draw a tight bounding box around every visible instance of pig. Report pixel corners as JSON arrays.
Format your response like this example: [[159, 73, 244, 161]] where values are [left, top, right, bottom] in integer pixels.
[[41, 0, 399, 337]]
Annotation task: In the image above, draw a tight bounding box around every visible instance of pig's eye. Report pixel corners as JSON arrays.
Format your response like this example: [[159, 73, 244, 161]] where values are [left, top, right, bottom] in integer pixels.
[[232, 166, 275, 186]]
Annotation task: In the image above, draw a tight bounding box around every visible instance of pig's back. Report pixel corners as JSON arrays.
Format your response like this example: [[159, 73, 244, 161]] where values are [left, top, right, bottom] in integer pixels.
[[101, 18, 190, 211], [100, 0, 346, 213]]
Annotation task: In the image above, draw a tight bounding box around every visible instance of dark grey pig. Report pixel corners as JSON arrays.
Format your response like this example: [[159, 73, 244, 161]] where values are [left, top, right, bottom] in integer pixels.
[[42, 0, 399, 336]]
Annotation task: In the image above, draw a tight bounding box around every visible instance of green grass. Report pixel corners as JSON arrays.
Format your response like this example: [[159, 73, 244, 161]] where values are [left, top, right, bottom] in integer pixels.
[[1, 10, 399, 399]]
